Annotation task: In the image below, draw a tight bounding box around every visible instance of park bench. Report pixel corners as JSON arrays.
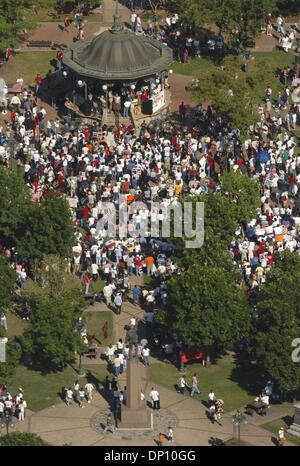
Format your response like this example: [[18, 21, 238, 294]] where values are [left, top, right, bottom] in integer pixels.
[[259, 406, 269, 416], [245, 405, 255, 416], [80, 292, 96, 305], [86, 349, 97, 359], [28, 40, 52, 48], [85, 343, 98, 359]]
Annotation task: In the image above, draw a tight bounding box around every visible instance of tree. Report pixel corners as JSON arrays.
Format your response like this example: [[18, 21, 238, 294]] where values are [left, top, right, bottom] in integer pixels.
[[17, 194, 75, 262], [169, 0, 276, 48], [275, 0, 300, 16], [0, 167, 29, 246], [158, 263, 251, 356], [169, 172, 260, 269], [0, 432, 49, 446], [0, 255, 18, 312], [248, 251, 300, 396], [189, 55, 277, 137], [169, 193, 239, 270], [0, 0, 62, 50], [0, 326, 22, 383], [220, 170, 261, 224], [20, 256, 87, 371]]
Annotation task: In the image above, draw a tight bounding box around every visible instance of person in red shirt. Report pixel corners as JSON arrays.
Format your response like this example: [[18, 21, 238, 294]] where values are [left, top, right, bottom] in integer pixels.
[[35, 74, 42, 95], [134, 256, 143, 276], [10, 110, 15, 126], [83, 272, 90, 294], [81, 205, 89, 228], [179, 101, 186, 122], [122, 180, 131, 193]]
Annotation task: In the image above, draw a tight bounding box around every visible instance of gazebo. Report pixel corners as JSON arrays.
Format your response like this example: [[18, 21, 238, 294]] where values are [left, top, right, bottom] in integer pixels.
[[62, 0, 173, 120]]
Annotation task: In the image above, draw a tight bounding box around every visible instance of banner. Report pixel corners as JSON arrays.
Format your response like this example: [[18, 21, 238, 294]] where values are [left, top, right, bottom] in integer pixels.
[[25, 130, 33, 137], [92, 131, 103, 138], [181, 347, 206, 363]]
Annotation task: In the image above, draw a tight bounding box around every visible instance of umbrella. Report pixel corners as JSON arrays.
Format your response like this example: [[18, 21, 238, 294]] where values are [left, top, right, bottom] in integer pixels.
[[256, 151, 270, 163], [27, 167, 38, 176]]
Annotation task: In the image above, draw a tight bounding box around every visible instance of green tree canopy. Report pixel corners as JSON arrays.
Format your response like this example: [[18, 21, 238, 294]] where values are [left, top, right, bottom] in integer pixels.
[[0, 326, 22, 384], [189, 55, 277, 137], [158, 263, 251, 356], [0, 167, 29, 246], [220, 170, 261, 223], [0, 0, 59, 50], [0, 432, 49, 446], [248, 251, 300, 394], [20, 255, 87, 371], [168, 0, 276, 49], [0, 255, 18, 312], [16, 194, 75, 262]]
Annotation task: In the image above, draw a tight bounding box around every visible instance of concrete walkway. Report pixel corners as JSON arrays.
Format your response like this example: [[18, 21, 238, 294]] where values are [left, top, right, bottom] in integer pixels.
[[102, 0, 131, 24], [9, 376, 296, 446]]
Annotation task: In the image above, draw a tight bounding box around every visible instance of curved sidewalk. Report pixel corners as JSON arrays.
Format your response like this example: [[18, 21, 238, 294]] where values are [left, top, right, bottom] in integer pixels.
[[8, 370, 296, 446]]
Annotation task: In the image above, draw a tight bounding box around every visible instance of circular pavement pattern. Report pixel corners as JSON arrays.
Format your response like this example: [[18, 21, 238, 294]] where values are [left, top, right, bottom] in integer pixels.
[[90, 407, 178, 441]]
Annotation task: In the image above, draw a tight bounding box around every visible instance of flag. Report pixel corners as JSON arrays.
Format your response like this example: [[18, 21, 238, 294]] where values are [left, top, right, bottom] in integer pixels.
[[102, 320, 108, 339], [104, 238, 115, 249]]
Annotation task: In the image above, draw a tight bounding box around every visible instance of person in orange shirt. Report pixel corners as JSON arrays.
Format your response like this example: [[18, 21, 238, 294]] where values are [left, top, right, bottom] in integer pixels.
[[158, 432, 164, 446], [145, 256, 154, 276], [174, 181, 182, 196]]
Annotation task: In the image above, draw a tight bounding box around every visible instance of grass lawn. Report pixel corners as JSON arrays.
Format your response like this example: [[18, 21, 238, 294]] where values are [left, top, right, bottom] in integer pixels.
[[169, 56, 216, 76], [170, 49, 295, 79], [84, 310, 113, 346], [6, 364, 110, 412], [261, 407, 300, 446], [0, 51, 57, 87], [290, 130, 300, 156], [6, 310, 30, 339], [252, 48, 295, 71], [149, 353, 253, 413]]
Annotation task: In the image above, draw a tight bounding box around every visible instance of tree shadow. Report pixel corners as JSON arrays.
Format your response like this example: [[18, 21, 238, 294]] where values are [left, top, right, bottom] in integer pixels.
[[205, 409, 214, 424], [208, 436, 225, 446], [85, 369, 101, 392], [282, 415, 293, 426], [201, 399, 210, 409], [229, 353, 266, 397]]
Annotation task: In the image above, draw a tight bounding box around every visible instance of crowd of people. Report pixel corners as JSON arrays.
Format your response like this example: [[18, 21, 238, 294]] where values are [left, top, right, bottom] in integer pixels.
[[0, 5, 299, 440], [0, 385, 28, 423], [0, 51, 299, 330]]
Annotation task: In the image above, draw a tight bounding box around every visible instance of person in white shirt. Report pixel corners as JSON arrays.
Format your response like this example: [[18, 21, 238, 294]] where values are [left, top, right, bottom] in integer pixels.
[[261, 393, 269, 405], [149, 387, 160, 409], [208, 390, 216, 406], [84, 382, 94, 403], [91, 262, 98, 281], [142, 346, 150, 366]]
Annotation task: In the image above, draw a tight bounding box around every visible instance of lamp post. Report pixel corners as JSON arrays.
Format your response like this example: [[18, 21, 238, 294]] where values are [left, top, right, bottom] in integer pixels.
[[73, 117, 82, 155], [78, 79, 88, 100], [102, 84, 108, 109], [232, 409, 247, 446], [75, 317, 86, 377], [5, 138, 18, 170], [1, 408, 14, 434]]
